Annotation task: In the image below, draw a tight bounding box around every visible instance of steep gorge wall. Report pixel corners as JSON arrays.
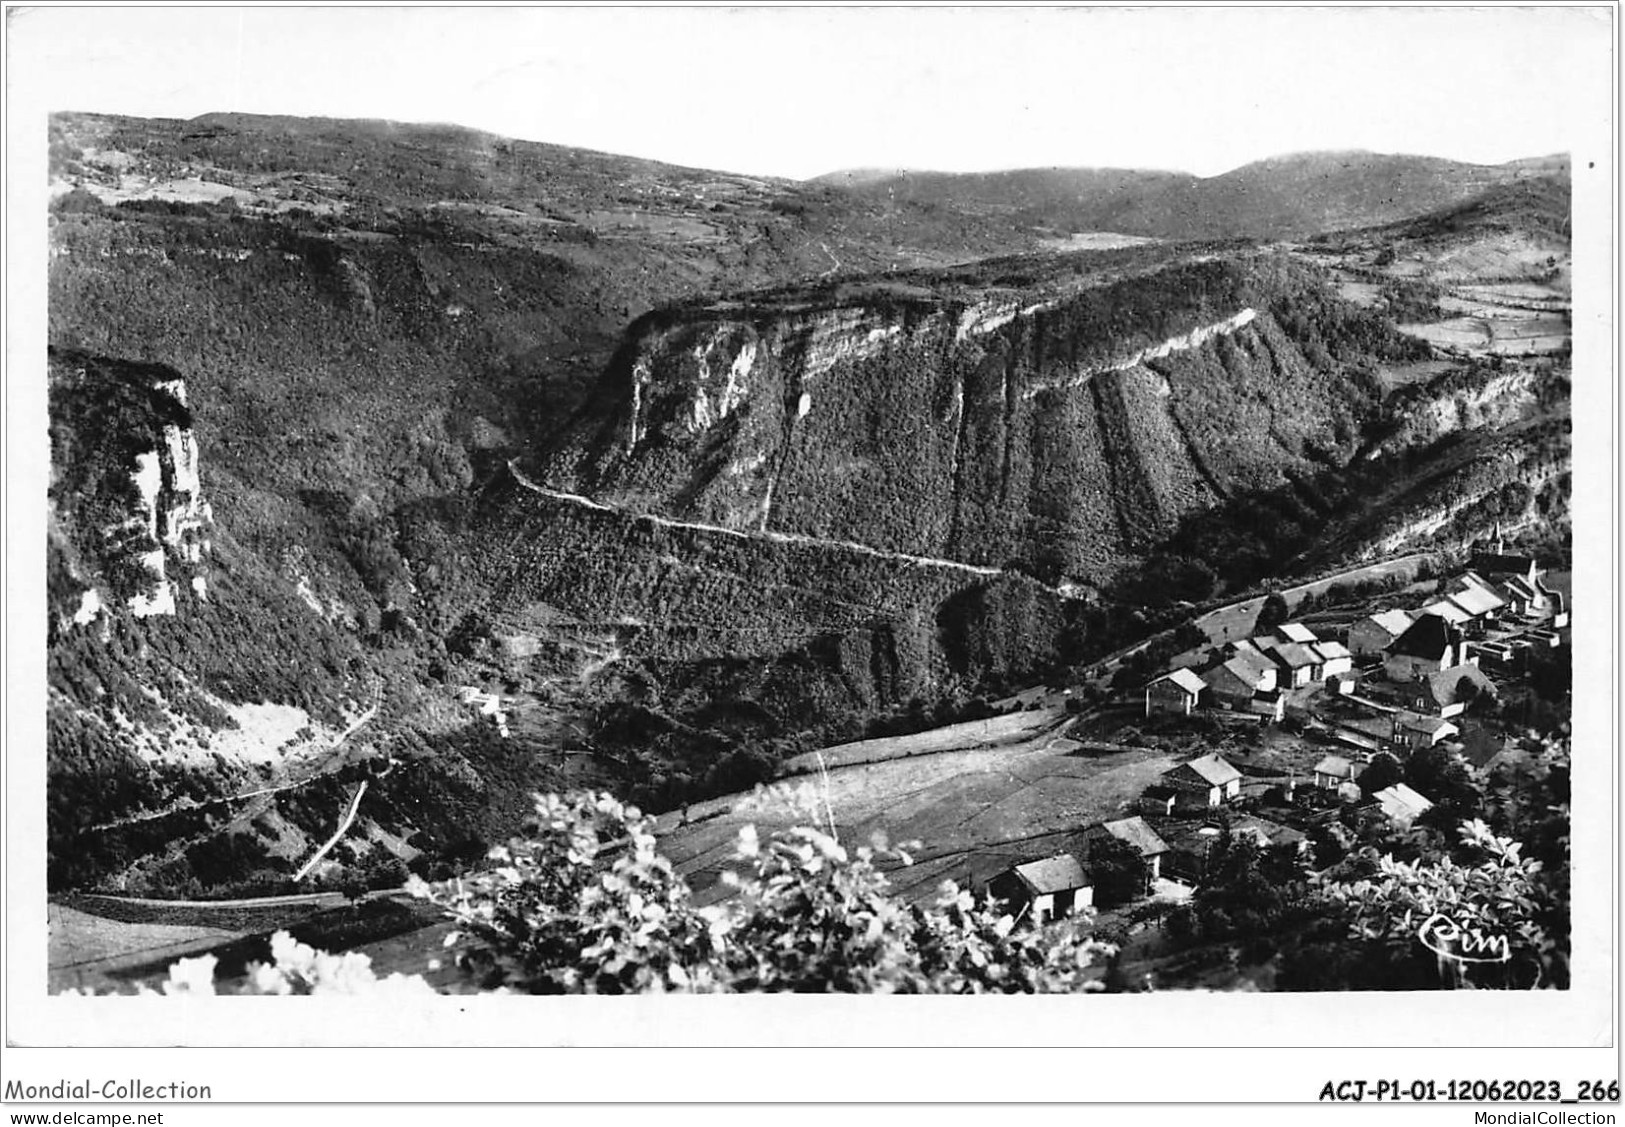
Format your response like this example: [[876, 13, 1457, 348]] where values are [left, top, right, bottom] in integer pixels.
[[544, 255, 1387, 587], [48, 349, 215, 627]]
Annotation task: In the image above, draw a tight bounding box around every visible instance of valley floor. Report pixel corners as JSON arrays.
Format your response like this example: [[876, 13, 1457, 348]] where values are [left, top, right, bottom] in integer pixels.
[[655, 708, 1176, 909]]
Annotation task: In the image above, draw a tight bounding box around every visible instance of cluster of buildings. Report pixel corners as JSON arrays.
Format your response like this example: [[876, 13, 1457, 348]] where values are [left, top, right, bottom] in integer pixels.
[[979, 551, 1567, 931], [1145, 619, 1354, 723], [984, 744, 1446, 928], [1146, 552, 1565, 732]]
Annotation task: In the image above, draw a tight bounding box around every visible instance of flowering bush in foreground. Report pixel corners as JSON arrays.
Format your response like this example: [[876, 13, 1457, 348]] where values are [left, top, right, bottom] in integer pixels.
[[1315, 819, 1562, 989], [63, 930, 437, 996], [414, 791, 1113, 993]]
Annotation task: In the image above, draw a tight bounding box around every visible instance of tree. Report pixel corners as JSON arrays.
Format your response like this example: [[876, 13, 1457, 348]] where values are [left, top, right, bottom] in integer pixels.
[[1087, 836, 1149, 909], [1358, 752, 1403, 797], [1255, 591, 1290, 635], [1454, 675, 1484, 712], [1315, 819, 1564, 989], [1405, 745, 1482, 824], [411, 790, 1115, 993]]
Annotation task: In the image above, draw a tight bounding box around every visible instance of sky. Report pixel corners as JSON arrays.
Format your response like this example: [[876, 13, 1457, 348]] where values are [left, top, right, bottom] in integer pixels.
[[6, 5, 1614, 179]]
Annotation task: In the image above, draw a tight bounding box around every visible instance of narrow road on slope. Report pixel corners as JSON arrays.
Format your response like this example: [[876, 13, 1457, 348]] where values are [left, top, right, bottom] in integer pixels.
[[506, 459, 1007, 580], [84, 691, 382, 833], [818, 242, 842, 278], [1191, 552, 1432, 647], [1074, 551, 1435, 686], [293, 781, 369, 882]]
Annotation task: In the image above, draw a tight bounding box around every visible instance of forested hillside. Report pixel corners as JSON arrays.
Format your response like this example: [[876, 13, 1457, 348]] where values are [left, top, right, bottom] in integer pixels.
[[542, 251, 1432, 590], [44, 112, 1571, 897], [818, 151, 1563, 241]]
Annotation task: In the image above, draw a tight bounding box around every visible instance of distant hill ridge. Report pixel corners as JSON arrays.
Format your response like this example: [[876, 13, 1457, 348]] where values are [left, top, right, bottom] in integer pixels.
[[813, 150, 1569, 241]]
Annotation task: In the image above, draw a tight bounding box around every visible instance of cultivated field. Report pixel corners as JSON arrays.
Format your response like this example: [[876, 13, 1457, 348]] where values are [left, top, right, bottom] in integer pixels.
[[658, 725, 1177, 907], [1397, 314, 1569, 356], [776, 708, 1062, 775], [1039, 232, 1161, 252]]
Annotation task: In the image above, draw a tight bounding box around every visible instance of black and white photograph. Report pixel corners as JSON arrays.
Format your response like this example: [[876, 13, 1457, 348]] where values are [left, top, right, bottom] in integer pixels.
[[2, 1, 1617, 1111]]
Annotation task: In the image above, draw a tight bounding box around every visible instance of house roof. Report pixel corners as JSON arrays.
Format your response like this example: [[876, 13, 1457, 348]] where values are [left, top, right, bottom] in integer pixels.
[[1267, 641, 1320, 668], [1167, 753, 1243, 788], [1213, 652, 1275, 690], [1375, 783, 1434, 820], [1401, 715, 1459, 736], [1505, 576, 1541, 601], [1471, 553, 1539, 579], [1276, 623, 1319, 644], [1099, 816, 1169, 857], [1335, 715, 1394, 741], [1448, 584, 1505, 617], [1011, 853, 1090, 896], [1424, 599, 1473, 626], [1142, 784, 1180, 801], [1154, 668, 1208, 696], [1417, 663, 1497, 708], [1230, 815, 1307, 848], [1313, 754, 1356, 778], [1367, 608, 1416, 638], [1313, 640, 1352, 661], [1234, 649, 1278, 676], [1459, 571, 1497, 591], [1388, 613, 1455, 659]]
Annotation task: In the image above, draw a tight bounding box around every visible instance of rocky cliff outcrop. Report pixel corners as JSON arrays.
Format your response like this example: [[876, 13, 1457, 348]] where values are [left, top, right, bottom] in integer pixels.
[[48, 349, 214, 628], [542, 253, 1397, 586], [1369, 366, 1541, 459]]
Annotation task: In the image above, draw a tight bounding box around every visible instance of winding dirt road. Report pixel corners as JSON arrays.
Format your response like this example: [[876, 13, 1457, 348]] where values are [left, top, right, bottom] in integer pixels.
[[507, 459, 1006, 579]]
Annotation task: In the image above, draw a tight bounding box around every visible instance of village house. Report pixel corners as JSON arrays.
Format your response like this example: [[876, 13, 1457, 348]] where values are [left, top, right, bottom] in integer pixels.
[[986, 853, 1093, 927], [1144, 667, 1206, 717], [1423, 598, 1474, 629], [1163, 817, 1310, 883], [1394, 714, 1460, 751], [1204, 651, 1279, 710], [1373, 783, 1434, 827], [1383, 613, 1468, 683], [1470, 553, 1563, 619], [1162, 824, 1227, 883], [1311, 640, 1354, 678], [1248, 687, 1286, 722], [1273, 622, 1320, 646], [1138, 785, 1180, 817], [1323, 713, 1399, 755], [1232, 816, 1310, 856], [1261, 640, 1321, 687], [1323, 670, 1358, 696], [1405, 663, 1497, 718], [1088, 816, 1169, 882], [1160, 753, 1244, 808], [1312, 754, 1359, 790], [1470, 551, 1542, 589], [1445, 580, 1505, 624], [1349, 608, 1415, 657]]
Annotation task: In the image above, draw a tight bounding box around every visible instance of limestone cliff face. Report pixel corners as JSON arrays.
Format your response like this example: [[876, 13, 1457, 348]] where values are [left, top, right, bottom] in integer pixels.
[[1369, 367, 1541, 459], [542, 254, 1361, 585], [48, 349, 213, 628]]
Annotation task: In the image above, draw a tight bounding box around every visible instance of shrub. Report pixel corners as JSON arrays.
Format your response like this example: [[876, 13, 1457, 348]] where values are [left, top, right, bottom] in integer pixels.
[[414, 790, 1115, 993], [62, 930, 436, 996]]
